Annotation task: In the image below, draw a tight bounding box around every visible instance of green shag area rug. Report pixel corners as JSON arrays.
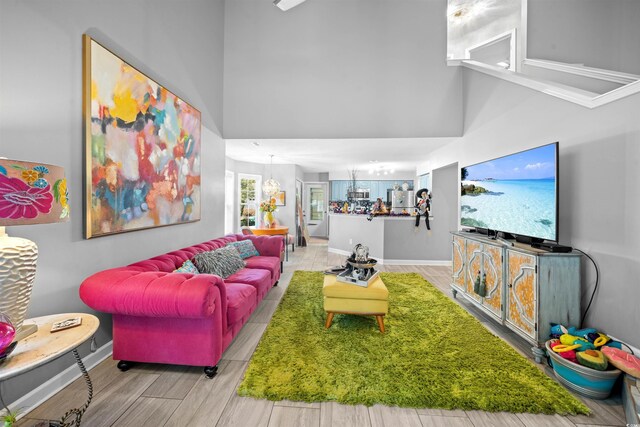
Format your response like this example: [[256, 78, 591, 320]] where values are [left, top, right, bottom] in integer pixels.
[[238, 271, 589, 414]]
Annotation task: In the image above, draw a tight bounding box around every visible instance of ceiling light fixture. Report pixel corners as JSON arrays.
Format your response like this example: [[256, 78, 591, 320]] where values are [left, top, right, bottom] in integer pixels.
[[447, 0, 488, 23], [262, 154, 281, 197], [274, 0, 307, 11], [368, 163, 396, 177]]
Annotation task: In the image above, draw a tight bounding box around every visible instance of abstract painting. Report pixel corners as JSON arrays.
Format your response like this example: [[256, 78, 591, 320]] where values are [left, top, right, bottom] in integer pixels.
[[83, 35, 201, 238], [274, 191, 286, 206]]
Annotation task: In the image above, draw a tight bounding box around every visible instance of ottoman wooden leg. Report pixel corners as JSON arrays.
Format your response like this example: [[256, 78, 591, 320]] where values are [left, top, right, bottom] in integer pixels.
[[325, 312, 335, 329], [376, 315, 385, 333]]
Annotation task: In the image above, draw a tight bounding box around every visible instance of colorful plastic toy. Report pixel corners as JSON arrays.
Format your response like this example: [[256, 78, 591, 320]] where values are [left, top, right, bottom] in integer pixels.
[[550, 323, 597, 338], [591, 333, 610, 348], [550, 340, 577, 363], [601, 346, 640, 378], [554, 334, 595, 353], [576, 349, 608, 371]]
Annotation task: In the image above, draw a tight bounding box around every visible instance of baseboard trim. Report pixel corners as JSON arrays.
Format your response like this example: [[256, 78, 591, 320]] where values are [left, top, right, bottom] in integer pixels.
[[327, 248, 351, 257], [327, 248, 452, 266], [11, 340, 113, 420]]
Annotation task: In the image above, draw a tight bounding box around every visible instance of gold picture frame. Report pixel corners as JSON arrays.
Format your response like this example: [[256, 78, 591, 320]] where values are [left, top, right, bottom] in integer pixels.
[[274, 191, 286, 206], [83, 35, 202, 238]]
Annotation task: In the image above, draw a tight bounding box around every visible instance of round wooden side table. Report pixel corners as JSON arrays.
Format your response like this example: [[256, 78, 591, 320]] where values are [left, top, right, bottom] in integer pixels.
[[0, 313, 99, 427]]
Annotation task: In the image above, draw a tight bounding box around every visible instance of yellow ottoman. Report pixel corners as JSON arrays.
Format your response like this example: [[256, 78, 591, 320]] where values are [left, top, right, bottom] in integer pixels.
[[323, 274, 389, 333]]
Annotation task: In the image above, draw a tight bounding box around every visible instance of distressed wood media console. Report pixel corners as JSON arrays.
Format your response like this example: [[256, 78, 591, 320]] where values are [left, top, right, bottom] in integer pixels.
[[450, 232, 581, 362]]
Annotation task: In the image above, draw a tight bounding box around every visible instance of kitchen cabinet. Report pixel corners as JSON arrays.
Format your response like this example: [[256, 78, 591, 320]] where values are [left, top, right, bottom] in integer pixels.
[[329, 180, 407, 201], [370, 181, 380, 200], [331, 182, 339, 200], [450, 232, 581, 362]]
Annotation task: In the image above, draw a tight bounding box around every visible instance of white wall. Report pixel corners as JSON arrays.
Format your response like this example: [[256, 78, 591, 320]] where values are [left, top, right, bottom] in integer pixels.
[[270, 164, 298, 231], [527, 0, 640, 74], [304, 172, 329, 182], [226, 160, 298, 235], [223, 0, 462, 139], [0, 0, 225, 403], [421, 68, 640, 348]]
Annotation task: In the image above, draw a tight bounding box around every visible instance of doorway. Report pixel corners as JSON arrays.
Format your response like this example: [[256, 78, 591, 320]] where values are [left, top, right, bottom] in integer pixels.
[[304, 182, 328, 237]]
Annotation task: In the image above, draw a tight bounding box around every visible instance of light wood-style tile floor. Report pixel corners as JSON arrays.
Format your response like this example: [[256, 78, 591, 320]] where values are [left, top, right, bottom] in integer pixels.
[[17, 239, 626, 427]]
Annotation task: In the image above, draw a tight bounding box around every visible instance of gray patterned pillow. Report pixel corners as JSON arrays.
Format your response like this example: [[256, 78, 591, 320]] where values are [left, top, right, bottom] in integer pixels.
[[193, 247, 245, 278], [192, 250, 225, 277]]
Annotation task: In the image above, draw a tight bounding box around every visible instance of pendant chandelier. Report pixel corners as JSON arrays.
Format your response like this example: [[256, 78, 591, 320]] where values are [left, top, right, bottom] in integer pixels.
[[262, 154, 280, 197]]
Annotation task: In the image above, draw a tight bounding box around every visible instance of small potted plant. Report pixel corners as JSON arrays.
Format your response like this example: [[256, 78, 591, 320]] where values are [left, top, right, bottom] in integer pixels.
[[2, 408, 23, 427]]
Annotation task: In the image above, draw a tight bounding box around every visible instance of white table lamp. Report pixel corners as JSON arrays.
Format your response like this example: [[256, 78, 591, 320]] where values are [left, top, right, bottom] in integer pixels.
[[0, 158, 69, 341]]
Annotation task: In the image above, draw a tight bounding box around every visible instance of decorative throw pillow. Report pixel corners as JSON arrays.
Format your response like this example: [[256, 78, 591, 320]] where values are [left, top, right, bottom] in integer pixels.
[[228, 240, 260, 259], [214, 246, 246, 278], [192, 250, 226, 277], [192, 247, 245, 278], [173, 259, 199, 274]]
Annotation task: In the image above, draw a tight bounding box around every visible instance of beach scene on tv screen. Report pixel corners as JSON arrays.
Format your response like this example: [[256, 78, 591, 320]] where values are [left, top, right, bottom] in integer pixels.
[[460, 144, 557, 241]]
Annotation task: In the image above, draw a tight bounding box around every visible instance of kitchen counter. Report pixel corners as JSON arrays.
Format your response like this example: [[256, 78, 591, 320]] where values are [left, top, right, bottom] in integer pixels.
[[328, 213, 448, 265], [329, 213, 416, 220]]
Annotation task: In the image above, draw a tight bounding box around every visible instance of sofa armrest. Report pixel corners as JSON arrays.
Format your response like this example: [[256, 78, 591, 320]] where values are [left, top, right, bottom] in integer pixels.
[[239, 235, 284, 257], [79, 268, 227, 319]]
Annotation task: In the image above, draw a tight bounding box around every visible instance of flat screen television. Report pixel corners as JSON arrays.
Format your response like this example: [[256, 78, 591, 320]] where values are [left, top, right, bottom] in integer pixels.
[[460, 142, 558, 242]]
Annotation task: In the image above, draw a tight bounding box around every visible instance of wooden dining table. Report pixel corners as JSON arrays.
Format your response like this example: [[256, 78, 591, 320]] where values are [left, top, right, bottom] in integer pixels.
[[250, 226, 290, 262]]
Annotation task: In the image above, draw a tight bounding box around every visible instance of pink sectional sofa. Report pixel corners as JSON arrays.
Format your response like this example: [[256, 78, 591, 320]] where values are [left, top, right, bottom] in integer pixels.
[[79, 234, 283, 378]]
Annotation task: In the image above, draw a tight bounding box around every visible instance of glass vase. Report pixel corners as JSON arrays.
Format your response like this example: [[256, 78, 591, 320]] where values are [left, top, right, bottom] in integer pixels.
[[264, 211, 275, 228], [0, 313, 16, 354]]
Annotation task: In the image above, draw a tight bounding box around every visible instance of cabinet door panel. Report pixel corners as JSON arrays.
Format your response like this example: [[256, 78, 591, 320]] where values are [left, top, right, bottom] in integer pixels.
[[465, 240, 482, 302], [482, 244, 503, 318], [452, 236, 466, 290], [506, 251, 537, 338]]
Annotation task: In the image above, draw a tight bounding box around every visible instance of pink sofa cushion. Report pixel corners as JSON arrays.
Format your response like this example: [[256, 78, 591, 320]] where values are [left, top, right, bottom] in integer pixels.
[[79, 269, 224, 320], [244, 256, 281, 281], [225, 268, 272, 299], [225, 283, 257, 327]]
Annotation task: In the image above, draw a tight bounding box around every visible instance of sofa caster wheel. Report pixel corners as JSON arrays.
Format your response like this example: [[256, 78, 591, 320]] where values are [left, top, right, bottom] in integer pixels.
[[117, 361, 133, 372], [204, 365, 218, 378]]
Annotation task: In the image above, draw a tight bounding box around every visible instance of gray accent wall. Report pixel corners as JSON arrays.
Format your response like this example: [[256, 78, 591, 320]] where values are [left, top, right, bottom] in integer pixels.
[[0, 0, 225, 403], [528, 0, 640, 75], [424, 68, 640, 349], [430, 163, 459, 258], [223, 0, 462, 139]]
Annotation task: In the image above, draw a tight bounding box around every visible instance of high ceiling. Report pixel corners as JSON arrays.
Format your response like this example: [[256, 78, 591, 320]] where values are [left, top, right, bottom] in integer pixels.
[[225, 138, 456, 173]]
